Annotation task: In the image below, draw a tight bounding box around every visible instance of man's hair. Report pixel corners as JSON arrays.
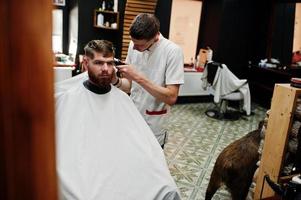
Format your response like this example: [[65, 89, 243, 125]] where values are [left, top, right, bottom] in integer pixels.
[[84, 40, 115, 59], [129, 13, 160, 40]]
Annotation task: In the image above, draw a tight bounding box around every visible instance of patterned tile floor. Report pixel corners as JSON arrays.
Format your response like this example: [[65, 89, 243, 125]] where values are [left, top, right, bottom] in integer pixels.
[[164, 102, 267, 200]]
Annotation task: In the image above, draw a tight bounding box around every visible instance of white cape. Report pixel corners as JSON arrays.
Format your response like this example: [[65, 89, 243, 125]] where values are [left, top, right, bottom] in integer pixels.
[[202, 64, 251, 115], [55, 73, 181, 200]]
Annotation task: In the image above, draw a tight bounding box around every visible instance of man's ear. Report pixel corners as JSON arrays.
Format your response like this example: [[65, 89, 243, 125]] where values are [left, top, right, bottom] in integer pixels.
[[154, 32, 160, 42], [82, 56, 89, 72]]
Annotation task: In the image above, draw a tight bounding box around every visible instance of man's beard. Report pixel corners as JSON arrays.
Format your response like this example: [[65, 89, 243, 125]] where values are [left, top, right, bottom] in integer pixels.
[[88, 71, 113, 89]]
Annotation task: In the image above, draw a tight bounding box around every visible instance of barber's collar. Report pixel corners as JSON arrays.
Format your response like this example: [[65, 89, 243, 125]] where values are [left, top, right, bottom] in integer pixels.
[[147, 33, 162, 52]]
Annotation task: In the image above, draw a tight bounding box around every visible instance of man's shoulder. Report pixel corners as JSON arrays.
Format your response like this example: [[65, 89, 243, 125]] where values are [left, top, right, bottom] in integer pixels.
[[55, 72, 88, 94], [55, 82, 84, 101]]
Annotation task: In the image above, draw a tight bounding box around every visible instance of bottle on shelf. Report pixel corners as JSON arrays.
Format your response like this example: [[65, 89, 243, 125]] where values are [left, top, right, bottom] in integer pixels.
[[114, 0, 118, 12], [101, 0, 106, 10], [97, 13, 104, 26], [111, 23, 117, 29]]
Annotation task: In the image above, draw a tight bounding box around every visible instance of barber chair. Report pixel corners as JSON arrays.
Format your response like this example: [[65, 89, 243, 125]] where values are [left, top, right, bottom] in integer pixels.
[[202, 61, 249, 120]]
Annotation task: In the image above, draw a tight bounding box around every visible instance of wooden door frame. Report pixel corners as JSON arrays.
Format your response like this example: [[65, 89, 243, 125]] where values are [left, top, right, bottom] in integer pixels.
[[0, 0, 57, 199]]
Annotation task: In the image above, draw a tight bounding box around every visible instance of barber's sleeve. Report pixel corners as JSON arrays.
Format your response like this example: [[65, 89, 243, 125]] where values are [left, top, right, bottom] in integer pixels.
[[165, 46, 184, 85], [125, 41, 133, 64]]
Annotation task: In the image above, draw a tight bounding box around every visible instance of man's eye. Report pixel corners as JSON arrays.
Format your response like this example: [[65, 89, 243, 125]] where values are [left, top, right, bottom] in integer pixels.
[[107, 62, 114, 66], [94, 61, 104, 65]]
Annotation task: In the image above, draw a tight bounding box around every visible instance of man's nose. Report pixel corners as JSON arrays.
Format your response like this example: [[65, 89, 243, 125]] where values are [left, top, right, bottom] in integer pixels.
[[101, 63, 109, 70]]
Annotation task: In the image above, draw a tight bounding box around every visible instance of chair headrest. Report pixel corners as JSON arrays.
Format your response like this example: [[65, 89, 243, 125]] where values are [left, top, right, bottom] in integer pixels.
[[207, 61, 223, 68], [206, 62, 223, 84]]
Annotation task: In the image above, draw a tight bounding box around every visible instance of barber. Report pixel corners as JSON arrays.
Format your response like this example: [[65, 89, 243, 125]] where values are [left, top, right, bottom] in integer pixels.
[[112, 13, 184, 148]]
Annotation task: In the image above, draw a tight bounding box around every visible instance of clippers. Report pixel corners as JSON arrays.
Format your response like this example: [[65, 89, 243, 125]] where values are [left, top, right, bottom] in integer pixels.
[[114, 58, 125, 66], [114, 58, 126, 77]]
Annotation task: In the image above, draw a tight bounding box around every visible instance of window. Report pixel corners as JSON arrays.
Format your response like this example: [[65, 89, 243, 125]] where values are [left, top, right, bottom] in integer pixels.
[[52, 9, 63, 53]]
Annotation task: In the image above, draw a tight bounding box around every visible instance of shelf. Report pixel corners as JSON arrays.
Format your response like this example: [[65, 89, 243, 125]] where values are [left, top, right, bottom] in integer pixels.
[[254, 84, 301, 199], [93, 9, 119, 30], [247, 66, 301, 108], [93, 25, 118, 30], [279, 173, 301, 183]]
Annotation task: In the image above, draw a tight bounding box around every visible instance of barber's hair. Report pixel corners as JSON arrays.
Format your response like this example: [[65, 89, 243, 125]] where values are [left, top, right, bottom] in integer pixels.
[[84, 40, 115, 59], [129, 13, 160, 40]]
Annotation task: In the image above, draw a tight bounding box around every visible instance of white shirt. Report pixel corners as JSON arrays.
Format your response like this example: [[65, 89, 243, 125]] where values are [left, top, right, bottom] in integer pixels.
[[126, 34, 184, 145]]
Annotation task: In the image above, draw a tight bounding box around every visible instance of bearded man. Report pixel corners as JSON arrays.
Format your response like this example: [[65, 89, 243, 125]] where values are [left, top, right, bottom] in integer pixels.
[[55, 40, 181, 200]]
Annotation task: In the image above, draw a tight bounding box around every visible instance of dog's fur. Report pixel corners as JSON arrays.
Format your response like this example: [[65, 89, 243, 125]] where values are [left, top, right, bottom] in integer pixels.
[[205, 121, 265, 200]]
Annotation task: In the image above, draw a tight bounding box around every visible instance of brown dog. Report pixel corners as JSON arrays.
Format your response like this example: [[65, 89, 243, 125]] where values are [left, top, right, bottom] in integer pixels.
[[205, 121, 265, 200]]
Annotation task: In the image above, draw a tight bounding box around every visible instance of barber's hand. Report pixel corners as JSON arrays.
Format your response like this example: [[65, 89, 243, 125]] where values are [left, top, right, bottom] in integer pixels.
[[116, 65, 144, 82], [111, 66, 119, 84]]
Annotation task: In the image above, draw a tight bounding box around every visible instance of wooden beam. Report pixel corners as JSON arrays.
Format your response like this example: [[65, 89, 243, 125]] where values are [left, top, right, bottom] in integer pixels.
[[0, 0, 57, 199]]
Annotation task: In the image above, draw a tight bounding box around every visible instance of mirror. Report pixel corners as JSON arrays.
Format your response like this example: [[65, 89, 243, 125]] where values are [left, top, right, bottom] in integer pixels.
[[293, 3, 301, 52], [52, 9, 63, 53], [68, 3, 78, 59], [270, 2, 301, 66], [169, 0, 203, 64], [52, 1, 78, 57], [292, 3, 301, 66]]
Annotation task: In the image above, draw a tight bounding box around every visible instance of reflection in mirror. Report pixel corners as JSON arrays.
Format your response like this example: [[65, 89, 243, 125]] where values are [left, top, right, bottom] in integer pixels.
[[52, 9, 63, 53], [68, 4, 78, 61], [270, 2, 296, 65], [169, 0, 202, 64], [292, 3, 301, 65], [293, 3, 301, 52], [52, 1, 79, 83]]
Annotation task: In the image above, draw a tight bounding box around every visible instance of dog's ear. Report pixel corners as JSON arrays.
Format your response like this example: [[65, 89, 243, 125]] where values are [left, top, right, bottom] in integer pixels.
[[258, 120, 264, 130]]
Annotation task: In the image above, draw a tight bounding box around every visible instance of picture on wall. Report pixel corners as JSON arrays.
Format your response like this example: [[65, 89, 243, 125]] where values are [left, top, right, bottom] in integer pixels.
[[53, 0, 65, 6]]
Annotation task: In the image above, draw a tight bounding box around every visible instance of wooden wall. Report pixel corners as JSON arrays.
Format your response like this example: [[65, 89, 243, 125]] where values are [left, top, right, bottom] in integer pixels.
[[0, 1, 57, 199]]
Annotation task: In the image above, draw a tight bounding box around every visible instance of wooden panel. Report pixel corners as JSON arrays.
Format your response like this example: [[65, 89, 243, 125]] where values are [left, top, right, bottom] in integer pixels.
[[0, 0, 57, 199], [121, 0, 158, 59], [125, 10, 154, 15], [128, 1, 157, 6], [254, 84, 301, 199], [127, 4, 155, 9], [122, 39, 131, 43], [124, 19, 134, 24]]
